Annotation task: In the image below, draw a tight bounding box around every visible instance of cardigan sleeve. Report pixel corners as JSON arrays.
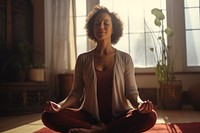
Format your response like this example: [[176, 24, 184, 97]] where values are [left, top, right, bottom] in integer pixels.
[[124, 54, 139, 96], [70, 55, 85, 99]]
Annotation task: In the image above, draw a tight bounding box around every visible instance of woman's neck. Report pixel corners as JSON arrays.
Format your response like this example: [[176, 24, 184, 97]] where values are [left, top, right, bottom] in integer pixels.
[[94, 45, 115, 55], [95, 40, 115, 55]]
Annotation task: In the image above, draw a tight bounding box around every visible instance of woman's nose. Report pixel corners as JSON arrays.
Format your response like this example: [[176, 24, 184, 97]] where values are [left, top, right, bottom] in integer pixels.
[[100, 22, 104, 29]]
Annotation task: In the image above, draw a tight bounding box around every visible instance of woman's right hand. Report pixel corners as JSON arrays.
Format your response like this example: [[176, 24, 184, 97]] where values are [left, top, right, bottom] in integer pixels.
[[138, 100, 153, 113], [44, 101, 61, 113]]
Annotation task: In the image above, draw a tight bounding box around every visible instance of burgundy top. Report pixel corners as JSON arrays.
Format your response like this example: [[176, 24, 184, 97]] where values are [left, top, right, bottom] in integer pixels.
[[96, 66, 113, 124]]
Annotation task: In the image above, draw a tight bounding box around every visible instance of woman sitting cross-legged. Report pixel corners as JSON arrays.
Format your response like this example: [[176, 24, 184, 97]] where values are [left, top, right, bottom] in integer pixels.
[[42, 5, 157, 133]]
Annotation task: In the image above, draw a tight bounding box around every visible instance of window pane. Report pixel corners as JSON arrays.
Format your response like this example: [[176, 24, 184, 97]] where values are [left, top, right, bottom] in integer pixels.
[[114, 34, 129, 53], [119, 13, 129, 33], [76, 17, 87, 36], [184, 0, 200, 67], [100, 0, 113, 9], [186, 30, 200, 66], [75, 0, 87, 57], [75, 0, 86, 16], [146, 33, 158, 67], [129, 34, 146, 67], [184, 0, 199, 7], [185, 8, 200, 29], [144, 0, 166, 10], [129, 11, 144, 33], [76, 36, 87, 56]]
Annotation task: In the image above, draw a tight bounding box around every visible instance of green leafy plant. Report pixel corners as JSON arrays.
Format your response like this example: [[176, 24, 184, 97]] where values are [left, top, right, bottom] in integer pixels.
[[150, 8, 175, 84], [0, 42, 32, 81], [15, 42, 32, 70], [29, 63, 45, 69]]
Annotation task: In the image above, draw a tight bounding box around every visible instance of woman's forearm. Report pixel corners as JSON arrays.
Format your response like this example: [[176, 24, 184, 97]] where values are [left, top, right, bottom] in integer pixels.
[[58, 94, 79, 110], [127, 94, 143, 108]]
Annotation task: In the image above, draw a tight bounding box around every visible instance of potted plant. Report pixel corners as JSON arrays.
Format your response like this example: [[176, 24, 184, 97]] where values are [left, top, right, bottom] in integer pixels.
[[15, 42, 32, 81], [150, 8, 182, 109], [28, 63, 45, 82], [0, 42, 32, 82]]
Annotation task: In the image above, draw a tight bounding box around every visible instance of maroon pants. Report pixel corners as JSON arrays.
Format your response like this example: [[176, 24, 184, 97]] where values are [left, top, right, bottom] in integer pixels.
[[42, 108, 157, 133]]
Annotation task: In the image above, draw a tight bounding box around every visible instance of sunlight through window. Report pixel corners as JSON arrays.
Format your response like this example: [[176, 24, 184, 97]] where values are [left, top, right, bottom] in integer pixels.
[[184, 0, 200, 66], [75, 0, 167, 68]]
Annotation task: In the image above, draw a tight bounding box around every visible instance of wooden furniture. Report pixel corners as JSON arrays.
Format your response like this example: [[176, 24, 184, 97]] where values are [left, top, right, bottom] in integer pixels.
[[0, 82, 48, 115], [57, 72, 82, 108], [57, 73, 74, 101], [0, 0, 33, 47], [188, 83, 200, 111]]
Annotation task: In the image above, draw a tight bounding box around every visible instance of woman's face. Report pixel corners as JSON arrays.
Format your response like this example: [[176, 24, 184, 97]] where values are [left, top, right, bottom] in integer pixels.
[[93, 13, 113, 42]]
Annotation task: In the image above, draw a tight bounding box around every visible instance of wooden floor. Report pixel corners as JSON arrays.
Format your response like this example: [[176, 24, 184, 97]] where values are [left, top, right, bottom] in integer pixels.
[[0, 105, 200, 133]]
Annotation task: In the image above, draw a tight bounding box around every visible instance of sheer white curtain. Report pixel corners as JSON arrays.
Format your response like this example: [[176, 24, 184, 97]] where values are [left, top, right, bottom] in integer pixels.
[[45, 0, 76, 100]]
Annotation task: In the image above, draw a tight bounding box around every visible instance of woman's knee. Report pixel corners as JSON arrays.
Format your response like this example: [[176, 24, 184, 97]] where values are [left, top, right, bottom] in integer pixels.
[[148, 110, 157, 123], [41, 112, 51, 126], [41, 112, 62, 131], [142, 110, 157, 131], [41, 112, 58, 126]]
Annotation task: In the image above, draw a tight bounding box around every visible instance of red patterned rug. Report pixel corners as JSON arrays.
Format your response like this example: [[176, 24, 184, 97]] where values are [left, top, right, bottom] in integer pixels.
[[34, 122, 200, 133], [145, 122, 200, 133]]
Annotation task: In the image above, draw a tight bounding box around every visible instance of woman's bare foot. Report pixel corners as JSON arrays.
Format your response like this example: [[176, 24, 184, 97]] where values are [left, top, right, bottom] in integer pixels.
[[68, 123, 107, 133], [68, 128, 92, 133]]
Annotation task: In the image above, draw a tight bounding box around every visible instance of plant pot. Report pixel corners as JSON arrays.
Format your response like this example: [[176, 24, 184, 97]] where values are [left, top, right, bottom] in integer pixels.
[[28, 68, 44, 82], [160, 80, 182, 110]]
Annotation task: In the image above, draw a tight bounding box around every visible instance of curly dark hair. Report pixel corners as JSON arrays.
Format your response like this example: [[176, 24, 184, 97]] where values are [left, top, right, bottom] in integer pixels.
[[85, 5, 123, 44]]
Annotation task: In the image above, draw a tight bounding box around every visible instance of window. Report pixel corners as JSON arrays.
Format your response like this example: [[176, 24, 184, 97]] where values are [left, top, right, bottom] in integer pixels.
[[75, 0, 200, 71], [75, 0, 87, 56], [184, 0, 200, 67], [75, 0, 167, 68]]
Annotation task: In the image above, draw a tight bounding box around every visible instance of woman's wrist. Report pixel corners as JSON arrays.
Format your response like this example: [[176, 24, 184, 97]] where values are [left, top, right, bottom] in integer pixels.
[[137, 102, 143, 109]]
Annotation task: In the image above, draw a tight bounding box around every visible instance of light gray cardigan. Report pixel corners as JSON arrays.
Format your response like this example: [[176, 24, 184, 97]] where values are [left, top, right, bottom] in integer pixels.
[[70, 49, 139, 121]]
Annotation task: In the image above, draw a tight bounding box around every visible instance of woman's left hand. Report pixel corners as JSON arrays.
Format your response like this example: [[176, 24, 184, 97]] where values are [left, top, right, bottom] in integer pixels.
[[138, 100, 153, 113]]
